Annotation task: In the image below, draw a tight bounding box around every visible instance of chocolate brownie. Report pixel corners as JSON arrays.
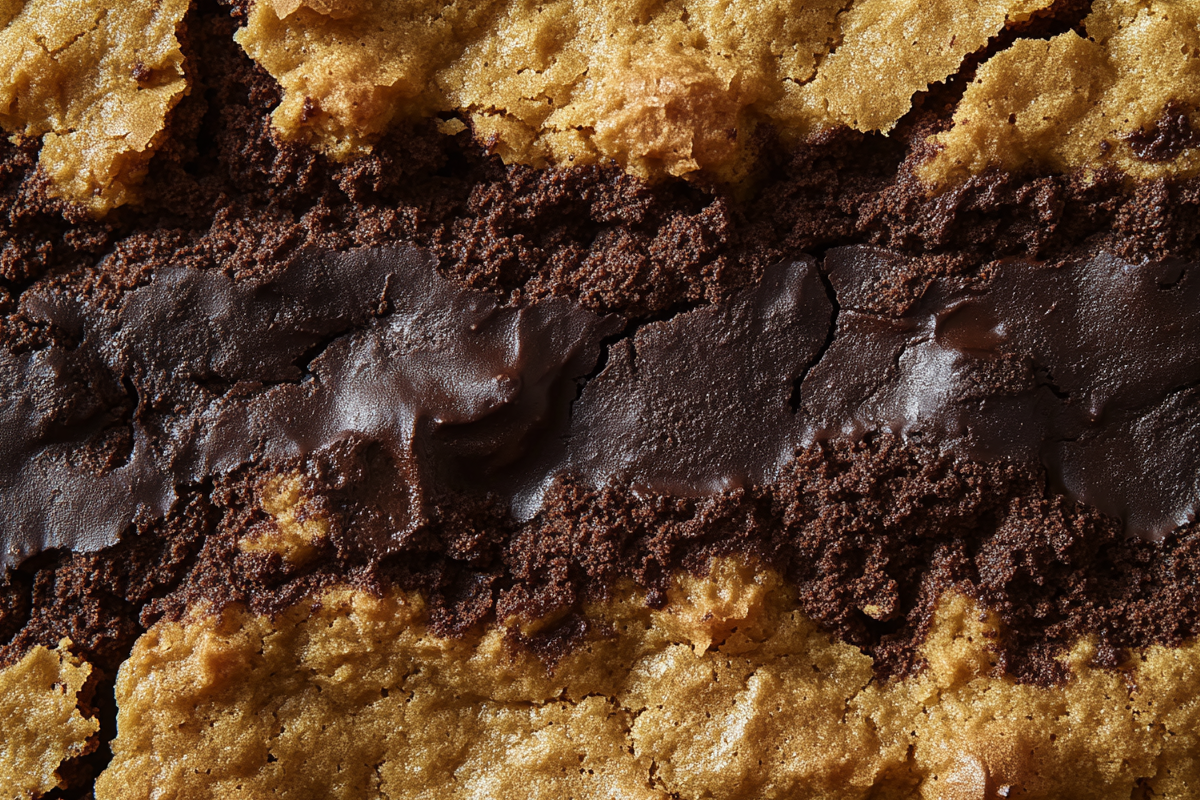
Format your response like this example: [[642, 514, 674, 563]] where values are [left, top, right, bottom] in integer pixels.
[[2, 0, 1200, 796]]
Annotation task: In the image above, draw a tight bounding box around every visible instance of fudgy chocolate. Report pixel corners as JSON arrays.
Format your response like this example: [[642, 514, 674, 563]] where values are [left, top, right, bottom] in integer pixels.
[[4, 2, 1200, 792], [3, 245, 618, 566]]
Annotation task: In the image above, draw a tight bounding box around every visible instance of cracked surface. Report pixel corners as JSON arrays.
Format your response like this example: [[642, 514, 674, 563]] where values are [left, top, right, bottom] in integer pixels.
[[792, 0, 1051, 133], [6, 0, 1200, 208], [95, 563, 1200, 799], [0, 0, 189, 213], [8, 239, 1199, 576], [0, 640, 97, 798], [4, 3, 1200, 794], [235, 0, 846, 181], [923, 0, 1200, 184], [235, 0, 1055, 182]]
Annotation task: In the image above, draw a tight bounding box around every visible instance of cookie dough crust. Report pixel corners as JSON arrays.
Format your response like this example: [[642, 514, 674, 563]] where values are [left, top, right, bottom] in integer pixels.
[[8, 0, 1200, 205], [793, 0, 1051, 133], [96, 560, 1200, 799], [0, 640, 98, 800], [235, 0, 1050, 182], [922, 0, 1200, 185], [0, 0, 189, 213]]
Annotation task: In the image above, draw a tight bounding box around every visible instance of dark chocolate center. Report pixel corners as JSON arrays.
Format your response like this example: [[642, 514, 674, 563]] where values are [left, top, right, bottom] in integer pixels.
[[4, 243, 1197, 567]]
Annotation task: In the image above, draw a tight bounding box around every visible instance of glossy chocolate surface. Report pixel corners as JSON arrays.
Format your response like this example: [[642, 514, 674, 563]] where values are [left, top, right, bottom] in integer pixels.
[[5, 241, 1198, 571]]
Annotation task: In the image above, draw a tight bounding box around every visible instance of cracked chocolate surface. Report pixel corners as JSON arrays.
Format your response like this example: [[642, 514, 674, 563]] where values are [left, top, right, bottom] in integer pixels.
[[7, 242, 1198, 572], [3, 245, 617, 566], [4, 2, 1200, 794]]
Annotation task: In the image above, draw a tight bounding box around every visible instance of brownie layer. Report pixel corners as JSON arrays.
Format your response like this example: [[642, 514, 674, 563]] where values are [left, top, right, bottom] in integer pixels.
[[3, 2, 1200, 793], [4, 0, 1200, 670]]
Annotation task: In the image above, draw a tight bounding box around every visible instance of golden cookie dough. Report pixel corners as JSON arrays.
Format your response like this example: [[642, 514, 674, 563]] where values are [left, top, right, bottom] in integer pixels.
[[235, 0, 1050, 183], [793, 0, 1051, 133], [95, 559, 1200, 799], [0, 640, 98, 800], [0, 0, 189, 214], [922, 0, 1200, 185], [238, 474, 330, 565]]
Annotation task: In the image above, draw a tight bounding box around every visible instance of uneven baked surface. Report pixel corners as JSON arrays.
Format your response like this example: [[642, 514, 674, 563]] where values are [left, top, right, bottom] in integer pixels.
[[924, 0, 1200, 184], [2, 3, 1200, 795], [97, 563, 1200, 799], [0, 640, 97, 798], [0, 0, 189, 212], [7, 0, 1200, 205], [237, 0, 1054, 181]]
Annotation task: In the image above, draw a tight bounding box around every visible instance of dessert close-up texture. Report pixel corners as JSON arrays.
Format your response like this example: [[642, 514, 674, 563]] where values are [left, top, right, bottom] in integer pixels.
[[2, 0, 1200, 797]]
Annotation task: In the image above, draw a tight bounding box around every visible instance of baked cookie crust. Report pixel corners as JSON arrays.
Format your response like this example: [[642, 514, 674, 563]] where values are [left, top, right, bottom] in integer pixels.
[[2, 1, 1200, 796]]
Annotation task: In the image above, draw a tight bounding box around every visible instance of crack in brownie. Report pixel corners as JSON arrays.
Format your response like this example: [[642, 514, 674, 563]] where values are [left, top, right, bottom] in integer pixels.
[[2, 0, 1200, 796]]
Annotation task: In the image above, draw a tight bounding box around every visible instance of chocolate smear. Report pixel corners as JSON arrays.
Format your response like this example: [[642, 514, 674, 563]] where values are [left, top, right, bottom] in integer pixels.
[[1, 246, 619, 567], [2, 244, 1199, 568]]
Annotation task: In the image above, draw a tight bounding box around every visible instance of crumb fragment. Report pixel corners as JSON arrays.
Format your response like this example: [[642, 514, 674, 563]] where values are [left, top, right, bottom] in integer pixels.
[[0, 640, 98, 799], [239, 475, 329, 564], [0, 0, 189, 213]]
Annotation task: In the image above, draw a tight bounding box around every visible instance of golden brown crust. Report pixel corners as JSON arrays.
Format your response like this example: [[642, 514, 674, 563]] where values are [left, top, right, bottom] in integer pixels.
[[95, 560, 1200, 799], [921, 0, 1200, 185], [793, 0, 1052, 133], [6, 0, 1200, 206], [0, 640, 98, 799], [234, 0, 1057, 182], [0, 0, 189, 213]]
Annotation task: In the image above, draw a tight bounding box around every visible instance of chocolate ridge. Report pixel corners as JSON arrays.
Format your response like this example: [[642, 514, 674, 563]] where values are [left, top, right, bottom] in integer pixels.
[[7, 239, 1198, 572], [3, 8, 1200, 784]]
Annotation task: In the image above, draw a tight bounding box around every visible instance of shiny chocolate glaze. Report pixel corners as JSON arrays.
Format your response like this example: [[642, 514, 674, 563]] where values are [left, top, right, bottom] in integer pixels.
[[5, 242, 1198, 572]]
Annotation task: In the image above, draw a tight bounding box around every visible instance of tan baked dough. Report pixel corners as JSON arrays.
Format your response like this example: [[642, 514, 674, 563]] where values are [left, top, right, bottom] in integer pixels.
[[95, 558, 1200, 799], [238, 474, 330, 564], [0, 640, 98, 800], [0, 0, 189, 214], [868, 595, 1158, 799], [236, 0, 1051, 182], [922, 0, 1200, 185], [793, 0, 1051, 133]]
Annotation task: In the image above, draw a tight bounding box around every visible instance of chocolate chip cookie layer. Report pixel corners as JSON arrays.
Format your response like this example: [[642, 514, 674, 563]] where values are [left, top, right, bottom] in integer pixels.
[[3, 1, 1200, 797]]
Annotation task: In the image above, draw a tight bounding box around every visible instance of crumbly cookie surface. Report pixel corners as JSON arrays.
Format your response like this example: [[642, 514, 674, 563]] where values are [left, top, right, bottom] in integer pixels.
[[923, 0, 1200, 185], [235, 0, 1054, 182], [96, 561, 1200, 799], [0, 0, 189, 213], [5, 0, 1200, 207], [0, 641, 97, 799]]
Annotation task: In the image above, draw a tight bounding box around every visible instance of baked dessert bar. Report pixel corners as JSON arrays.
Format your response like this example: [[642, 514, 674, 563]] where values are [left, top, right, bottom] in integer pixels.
[[2, 0, 1200, 796]]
